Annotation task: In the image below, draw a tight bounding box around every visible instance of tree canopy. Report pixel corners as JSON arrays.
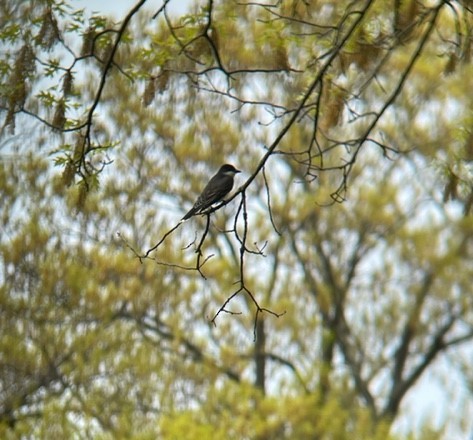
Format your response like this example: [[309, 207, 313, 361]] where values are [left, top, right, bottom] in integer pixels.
[[1, 0, 473, 438]]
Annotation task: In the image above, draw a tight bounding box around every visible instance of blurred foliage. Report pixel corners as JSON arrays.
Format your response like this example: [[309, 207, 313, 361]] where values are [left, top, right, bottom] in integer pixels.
[[1, 0, 473, 438]]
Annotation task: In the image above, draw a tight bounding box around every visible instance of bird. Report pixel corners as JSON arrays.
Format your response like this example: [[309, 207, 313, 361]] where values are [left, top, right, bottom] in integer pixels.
[[181, 164, 241, 221]]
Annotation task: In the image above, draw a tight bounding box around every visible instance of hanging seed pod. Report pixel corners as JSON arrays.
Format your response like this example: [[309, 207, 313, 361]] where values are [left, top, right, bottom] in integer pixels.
[[36, 8, 60, 50], [53, 100, 66, 130], [155, 70, 170, 93], [62, 70, 74, 96], [81, 27, 96, 57], [143, 77, 157, 107]]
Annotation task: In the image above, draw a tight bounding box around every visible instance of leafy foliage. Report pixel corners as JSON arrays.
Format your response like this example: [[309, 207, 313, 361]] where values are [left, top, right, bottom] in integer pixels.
[[1, 0, 473, 438]]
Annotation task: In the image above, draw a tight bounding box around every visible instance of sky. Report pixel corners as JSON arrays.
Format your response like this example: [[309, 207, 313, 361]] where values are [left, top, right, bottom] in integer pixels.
[[73, 0, 191, 18]]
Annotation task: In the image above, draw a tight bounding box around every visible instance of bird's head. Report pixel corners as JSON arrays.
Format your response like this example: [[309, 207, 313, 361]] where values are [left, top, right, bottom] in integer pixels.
[[219, 164, 241, 175]]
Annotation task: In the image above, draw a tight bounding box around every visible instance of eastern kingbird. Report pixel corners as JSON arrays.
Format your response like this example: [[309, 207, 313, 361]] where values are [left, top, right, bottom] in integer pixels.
[[181, 164, 241, 221]]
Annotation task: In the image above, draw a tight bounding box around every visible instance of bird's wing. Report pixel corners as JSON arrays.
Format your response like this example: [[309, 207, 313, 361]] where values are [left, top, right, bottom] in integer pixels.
[[194, 175, 234, 212], [182, 175, 234, 220]]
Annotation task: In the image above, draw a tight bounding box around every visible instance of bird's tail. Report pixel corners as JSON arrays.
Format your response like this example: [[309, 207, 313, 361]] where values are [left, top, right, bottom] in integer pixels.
[[181, 208, 196, 221]]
